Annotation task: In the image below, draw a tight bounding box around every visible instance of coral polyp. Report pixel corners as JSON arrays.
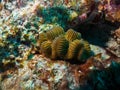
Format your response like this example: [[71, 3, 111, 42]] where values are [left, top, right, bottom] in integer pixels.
[[40, 41, 52, 57], [66, 39, 83, 60], [38, 26, 91, 63], [52, 36, 69, 59], [65, 29, 81, 41], [83, 40, 91, 54], [37, 32, 47, 46], [77, 41, 91, 62], [46, 26, 65, 41]]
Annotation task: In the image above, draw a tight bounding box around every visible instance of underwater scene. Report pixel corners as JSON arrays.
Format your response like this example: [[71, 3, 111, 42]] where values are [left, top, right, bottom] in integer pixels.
[[0, 0, 120, 90]]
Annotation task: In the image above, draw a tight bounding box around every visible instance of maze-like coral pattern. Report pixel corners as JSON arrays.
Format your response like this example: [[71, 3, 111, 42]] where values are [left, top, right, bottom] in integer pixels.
[[38, 26, 91, 63]]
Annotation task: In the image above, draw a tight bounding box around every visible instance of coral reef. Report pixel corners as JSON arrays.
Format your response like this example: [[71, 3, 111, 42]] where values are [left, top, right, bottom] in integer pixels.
[[106, 28, 120, 57], [0, 0, 120, 90]]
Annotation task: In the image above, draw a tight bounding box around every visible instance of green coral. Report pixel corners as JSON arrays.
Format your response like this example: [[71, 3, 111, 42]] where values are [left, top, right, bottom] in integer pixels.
[[41, 6, 70, 29]]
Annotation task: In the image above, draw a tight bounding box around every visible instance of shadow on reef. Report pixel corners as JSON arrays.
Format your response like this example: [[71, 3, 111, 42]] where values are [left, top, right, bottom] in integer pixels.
[[72, 20, 120, 47], [87, 61, 120, 90]]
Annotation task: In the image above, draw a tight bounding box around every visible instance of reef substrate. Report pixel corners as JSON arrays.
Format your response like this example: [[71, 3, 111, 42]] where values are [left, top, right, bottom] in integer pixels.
[[0, 0, 120, 90]]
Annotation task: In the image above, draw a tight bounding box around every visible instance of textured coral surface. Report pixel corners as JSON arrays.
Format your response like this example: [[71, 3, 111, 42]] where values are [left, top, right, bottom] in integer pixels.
[[38, 27, 91, 62]]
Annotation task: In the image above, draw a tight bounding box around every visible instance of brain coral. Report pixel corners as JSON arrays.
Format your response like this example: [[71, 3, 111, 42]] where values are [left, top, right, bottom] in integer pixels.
[[40, 41, 52, 57], [52, 35, 69, 59], [38, 26, 92, 63], [37, 32, 47, 47], [66, 39, 83, 60], [46, 26, 65, 41], [65, 29, 81, 41]]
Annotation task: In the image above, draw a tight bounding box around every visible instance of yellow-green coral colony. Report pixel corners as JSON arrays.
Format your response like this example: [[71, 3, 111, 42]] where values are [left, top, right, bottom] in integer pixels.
[[38, 26, 91, 63], [53, 36, 69, 59], [65, 29, 81, 41], [46, 26, 65, 41], [40, 41, 52, 57], [38, 32, 47, 46], [66, 39, 84, 60]]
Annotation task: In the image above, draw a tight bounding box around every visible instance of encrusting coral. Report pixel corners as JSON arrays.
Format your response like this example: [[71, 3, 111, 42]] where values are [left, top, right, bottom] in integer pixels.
[[38, 26, 92, 63]]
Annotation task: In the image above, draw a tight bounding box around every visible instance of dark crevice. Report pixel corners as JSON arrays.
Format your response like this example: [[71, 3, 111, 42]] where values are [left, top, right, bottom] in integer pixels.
[[72, 20, 120, 47]]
